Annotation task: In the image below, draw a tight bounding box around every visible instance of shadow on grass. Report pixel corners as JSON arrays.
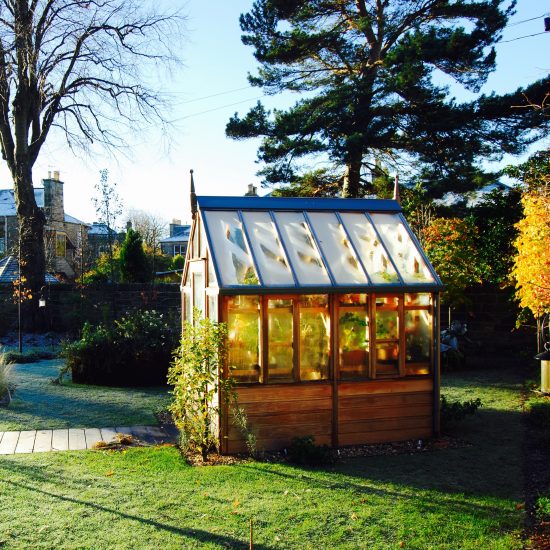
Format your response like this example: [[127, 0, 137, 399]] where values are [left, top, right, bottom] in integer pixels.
[[243, 407, 523, 504], [0, 459, 269, 549]]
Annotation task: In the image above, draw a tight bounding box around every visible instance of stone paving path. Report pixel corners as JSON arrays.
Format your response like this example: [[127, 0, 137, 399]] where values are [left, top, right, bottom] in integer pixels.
[[0, 425, 177, 455]]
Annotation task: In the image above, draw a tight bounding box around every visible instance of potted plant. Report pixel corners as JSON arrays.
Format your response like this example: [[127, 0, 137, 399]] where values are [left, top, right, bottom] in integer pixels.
[[0, 353, 14, 407]]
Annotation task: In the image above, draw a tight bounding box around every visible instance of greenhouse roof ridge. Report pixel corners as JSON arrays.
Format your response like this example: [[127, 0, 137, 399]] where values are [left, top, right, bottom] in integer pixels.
[[196, 195, 402, 212]]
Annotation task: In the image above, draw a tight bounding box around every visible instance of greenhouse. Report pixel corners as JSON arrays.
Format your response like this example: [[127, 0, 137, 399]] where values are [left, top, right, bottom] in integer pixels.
[[181, 193, 443, 454]]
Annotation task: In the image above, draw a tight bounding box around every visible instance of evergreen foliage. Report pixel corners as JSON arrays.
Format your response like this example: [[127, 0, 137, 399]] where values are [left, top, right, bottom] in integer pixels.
[[120, 229, 150, 283], [227, 0, 549, 197], [467, 187, 522, 284]]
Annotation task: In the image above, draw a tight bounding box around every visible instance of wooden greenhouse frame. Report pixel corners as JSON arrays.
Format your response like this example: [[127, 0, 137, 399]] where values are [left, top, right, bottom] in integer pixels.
[[181, 186, 443, 454]]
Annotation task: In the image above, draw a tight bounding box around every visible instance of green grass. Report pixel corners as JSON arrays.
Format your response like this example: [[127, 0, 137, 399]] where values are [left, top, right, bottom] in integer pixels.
[[0, 367, 524, 549], [0, 359, 170, 431]]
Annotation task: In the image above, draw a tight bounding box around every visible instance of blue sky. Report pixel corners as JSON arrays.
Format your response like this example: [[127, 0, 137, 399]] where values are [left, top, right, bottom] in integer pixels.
[[1, 0, 548, 228]]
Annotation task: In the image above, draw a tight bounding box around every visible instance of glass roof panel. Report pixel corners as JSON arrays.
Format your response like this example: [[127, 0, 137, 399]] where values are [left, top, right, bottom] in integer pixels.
[[241, 211, 295, 286], [274, 212, 331, 286], [203, 211, 259, 286], [339, 212, 400, 284], [307, 212, 368, 285], [369, 213, 435, 284]]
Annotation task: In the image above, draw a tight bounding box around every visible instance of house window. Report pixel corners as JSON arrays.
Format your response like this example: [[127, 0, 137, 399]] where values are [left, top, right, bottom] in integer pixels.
[[173, 244, 186, 256], [55, 233, 66, 257]]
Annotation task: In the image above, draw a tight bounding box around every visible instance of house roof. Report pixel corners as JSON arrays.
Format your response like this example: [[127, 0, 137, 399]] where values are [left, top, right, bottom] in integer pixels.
[[0, 187, 86, 225], [0, 189, 44, 216], [64, 213, 89, 226], [160, 233, 190, 244], [197, 195, 443, 292], [88, 223, 113, 236], [0, 255, 59, 284]]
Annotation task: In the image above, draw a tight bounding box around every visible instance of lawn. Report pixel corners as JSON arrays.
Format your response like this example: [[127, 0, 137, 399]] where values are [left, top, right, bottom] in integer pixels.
[[0, 366, 524, 549], [0, 359, 170, 431]]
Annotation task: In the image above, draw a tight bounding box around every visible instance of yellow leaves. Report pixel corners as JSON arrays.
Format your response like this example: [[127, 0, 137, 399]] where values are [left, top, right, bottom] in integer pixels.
[[512, 190, 550, 317], [105, 470, 114, 477]]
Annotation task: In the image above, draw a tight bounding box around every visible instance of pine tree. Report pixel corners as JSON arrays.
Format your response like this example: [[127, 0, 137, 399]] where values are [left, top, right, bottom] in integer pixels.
[[119, 229, 149, 283], [227, 0, 549, 197]]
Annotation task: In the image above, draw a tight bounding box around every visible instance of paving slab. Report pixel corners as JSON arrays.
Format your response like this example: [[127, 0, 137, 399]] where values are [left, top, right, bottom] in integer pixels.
[[0, 431, 19, 455], [15, 431, 36, 454], [84, 428, 103, 449], [0, 425, 176, 455], [51, 429, 69, 451], [68, 428, 87, 451], [34, 430, 53, 453]]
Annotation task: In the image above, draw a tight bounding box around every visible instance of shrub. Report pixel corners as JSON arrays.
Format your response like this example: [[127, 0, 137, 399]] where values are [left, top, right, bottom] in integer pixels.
[[287, 436, 333, 467], [537, 494, 550, 519], [61, 309, 179, 386], [2, 350, 57, 364], [231, 401, 258, 458], [440, 395, 482, 431], [120, 229, 150, 283], [168, 310, 231, 461], [0, 352, 14, 401]]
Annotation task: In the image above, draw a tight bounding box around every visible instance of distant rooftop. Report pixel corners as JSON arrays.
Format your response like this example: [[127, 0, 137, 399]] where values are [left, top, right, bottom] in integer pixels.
[[0, 187, 86, 225], [0, 255, 58, 284]]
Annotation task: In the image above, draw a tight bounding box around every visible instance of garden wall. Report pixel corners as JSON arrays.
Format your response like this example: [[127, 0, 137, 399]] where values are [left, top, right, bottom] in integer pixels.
[[0, 283, 181, 335], [446, 284, 534, 364]]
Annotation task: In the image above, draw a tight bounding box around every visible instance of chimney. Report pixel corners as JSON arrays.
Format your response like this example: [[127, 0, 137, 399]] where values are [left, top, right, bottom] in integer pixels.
[[245, 183, 258, 196], [43, 171, 64, 223]]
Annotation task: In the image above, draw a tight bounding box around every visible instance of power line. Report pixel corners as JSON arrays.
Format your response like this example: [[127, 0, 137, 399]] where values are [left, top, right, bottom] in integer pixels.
[[507, 13, 549, 27], [499, 31, 547, 43], [172, 96, 265, 122], [170, 85, 254, 102]]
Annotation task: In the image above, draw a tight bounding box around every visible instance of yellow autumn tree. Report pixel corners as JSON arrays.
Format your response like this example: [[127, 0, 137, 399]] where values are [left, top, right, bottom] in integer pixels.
[[511, 190, 550, 320]]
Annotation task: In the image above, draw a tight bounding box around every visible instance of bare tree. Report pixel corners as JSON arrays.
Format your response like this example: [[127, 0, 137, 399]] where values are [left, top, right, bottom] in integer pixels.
[[126, 208, 167, 252], [0, 0, 183, 297], [93, 168, 122, 283]]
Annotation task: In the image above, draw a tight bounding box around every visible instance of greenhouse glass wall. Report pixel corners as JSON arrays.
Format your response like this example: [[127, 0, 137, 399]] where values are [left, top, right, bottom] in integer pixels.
[[181, 196, 443, 453]]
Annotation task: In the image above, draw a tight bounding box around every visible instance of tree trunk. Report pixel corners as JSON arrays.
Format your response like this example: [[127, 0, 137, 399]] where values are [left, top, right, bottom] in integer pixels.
[[342, 148, 362, 198], [13, 163, 46, 304]]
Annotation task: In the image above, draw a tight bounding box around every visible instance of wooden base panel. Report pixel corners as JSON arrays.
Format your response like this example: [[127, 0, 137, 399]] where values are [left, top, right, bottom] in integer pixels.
[[224, 378, 435, 454]]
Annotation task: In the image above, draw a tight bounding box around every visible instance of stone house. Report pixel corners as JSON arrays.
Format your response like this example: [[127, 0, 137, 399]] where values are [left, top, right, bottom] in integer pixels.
[[159, 219, 190, 258], [0, 171, 89, 280]]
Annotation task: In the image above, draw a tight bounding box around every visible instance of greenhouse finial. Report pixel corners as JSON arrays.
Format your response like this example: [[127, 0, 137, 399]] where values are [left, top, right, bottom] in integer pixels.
[[190, 169, 197, 217], [393, 174, 401, 205]]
